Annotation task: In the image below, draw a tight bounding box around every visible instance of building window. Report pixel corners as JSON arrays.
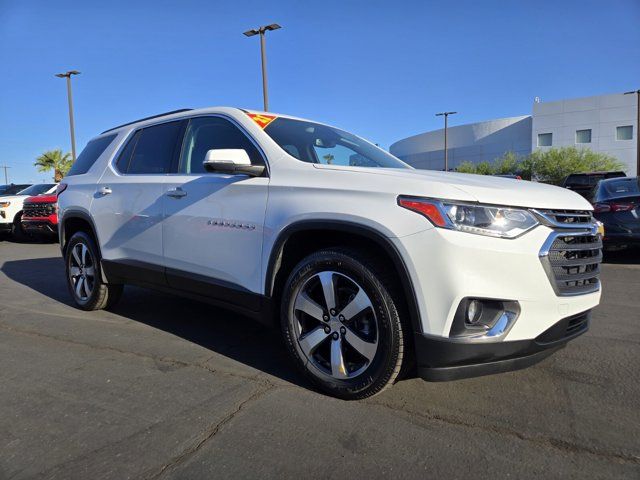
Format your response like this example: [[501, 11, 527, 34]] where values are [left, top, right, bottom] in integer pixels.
[[575, 129, 591, 144], [616, 125, 633, 140], [537, 133, 552, 147]]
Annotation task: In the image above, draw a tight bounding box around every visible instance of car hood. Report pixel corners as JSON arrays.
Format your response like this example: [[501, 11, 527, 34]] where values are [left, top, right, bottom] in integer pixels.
[[25, 194, 57, 204], [314, 165, 593, 211], [0, 194, 29, 203]]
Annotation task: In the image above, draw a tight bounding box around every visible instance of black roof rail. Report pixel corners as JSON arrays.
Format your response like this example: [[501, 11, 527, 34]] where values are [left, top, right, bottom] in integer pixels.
[[101, 109, 193, 134]]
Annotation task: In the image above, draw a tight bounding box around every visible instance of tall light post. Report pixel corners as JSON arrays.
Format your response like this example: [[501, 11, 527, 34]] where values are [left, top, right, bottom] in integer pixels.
[[435, 111, 457, 172], [55, 70, 81, 162], [0, 164, 9, 184], [624, 89, 640, 176], [243, 24, 281, 111]]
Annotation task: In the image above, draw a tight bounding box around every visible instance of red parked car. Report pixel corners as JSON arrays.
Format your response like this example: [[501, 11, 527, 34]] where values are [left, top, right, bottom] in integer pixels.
[[21, 194, 58, 238]]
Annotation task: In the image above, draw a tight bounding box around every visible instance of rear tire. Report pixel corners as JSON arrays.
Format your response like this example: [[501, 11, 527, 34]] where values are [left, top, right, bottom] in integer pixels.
[[281, 248, 407, 400], [65, 231, 123, 311]]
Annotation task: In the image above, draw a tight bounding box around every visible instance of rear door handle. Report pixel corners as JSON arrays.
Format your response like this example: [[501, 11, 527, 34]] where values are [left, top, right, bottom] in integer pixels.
[[166, 187, 187, 198], [97, 186, 112, 196]]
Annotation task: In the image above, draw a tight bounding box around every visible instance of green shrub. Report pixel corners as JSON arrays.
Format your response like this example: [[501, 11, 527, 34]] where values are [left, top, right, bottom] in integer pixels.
[[454, 147, 624, 183]]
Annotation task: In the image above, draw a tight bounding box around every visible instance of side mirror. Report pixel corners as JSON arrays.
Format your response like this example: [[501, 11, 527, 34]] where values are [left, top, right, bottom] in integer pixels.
[[203, 149, 265, 177]]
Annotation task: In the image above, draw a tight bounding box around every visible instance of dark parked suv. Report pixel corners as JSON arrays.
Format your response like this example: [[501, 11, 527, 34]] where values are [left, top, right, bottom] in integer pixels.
[[562, 171, 626, 198], [591, 177, 640, 250]]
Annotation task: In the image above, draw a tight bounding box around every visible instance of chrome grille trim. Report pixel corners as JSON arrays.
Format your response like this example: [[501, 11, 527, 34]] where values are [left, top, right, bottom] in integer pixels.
[[539, 224, 602, 296], [532, 209, 594, 229]]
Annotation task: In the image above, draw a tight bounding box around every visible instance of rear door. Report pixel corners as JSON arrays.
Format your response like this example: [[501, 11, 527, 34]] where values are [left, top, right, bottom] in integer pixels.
[[91, 120, 186, 283], [162, 115, 269, 309]]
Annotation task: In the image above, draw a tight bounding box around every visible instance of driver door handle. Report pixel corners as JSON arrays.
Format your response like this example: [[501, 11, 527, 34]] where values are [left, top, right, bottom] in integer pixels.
[[97, 186, 112, 196], [166, 187, 187, 199]]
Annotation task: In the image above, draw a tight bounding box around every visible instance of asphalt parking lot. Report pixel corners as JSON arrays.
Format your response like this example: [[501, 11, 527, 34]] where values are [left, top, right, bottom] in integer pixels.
[[0, 239, 638, 479]]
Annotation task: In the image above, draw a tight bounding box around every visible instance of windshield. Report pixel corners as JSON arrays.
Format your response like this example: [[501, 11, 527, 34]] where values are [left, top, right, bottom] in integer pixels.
[[263, 117, 409, 169], [17, 184, 56, 196], [0, 184, 30, 195]]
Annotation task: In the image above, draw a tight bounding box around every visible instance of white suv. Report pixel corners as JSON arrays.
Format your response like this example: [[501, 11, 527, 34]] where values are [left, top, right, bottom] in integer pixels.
[[57, 107, 601, 399], [0, 183, 57, 239]]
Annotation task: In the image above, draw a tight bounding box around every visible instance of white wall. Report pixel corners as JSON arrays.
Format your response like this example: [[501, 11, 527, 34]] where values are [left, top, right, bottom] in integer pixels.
[[532, 93, 638, 175], [390, 116, 532, 170]]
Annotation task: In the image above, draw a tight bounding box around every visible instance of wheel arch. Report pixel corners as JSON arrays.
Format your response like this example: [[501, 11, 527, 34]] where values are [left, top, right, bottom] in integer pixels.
[[265, 220, 423, 334], [60, 210, 99, 251], [60, 211, 114, 284]]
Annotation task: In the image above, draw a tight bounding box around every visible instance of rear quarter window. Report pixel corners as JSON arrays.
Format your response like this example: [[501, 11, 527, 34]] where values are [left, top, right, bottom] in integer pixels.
[[67, 134, 118, 176]]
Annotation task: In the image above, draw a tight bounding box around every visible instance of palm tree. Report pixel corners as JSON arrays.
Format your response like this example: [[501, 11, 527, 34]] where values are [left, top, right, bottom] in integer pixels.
[[323, 154, 335, 165], [34, 149, 72, 182]]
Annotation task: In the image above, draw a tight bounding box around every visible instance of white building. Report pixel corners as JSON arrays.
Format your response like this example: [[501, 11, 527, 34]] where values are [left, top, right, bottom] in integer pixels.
[[532, 93, 637, 175], [390, 92, 638, 176]]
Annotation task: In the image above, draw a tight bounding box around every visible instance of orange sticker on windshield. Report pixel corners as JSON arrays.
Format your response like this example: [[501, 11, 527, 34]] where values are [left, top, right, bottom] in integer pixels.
[[247, 113, 277, 129]]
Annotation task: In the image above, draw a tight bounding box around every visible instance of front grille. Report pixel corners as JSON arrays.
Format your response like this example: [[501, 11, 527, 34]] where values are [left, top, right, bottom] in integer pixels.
[[538, 209, 602, 296], [23, 202, 56, 218], [536, 209, 593, 226]]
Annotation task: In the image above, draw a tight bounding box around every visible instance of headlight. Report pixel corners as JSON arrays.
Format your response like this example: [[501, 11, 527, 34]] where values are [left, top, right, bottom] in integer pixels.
[[398, 197, 539, 239], [0, 201, 10, 208]]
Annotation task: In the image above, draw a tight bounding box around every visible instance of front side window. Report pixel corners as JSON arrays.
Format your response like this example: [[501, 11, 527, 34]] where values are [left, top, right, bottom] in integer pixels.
[[575, 129, 591, 144], [179, 117, 263, 174], [537, 133, 552, 147], [117, 121, 183, 174], [67, 134, 117, 176], [616, 125, 633, 140], [263, 117, 409, 169]]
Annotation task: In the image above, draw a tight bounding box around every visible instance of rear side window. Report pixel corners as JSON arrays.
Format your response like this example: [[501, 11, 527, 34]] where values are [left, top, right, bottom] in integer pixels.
[[67, 134, 117, 176], [116, 131, 141, 172], [116, 121, 183, 174]]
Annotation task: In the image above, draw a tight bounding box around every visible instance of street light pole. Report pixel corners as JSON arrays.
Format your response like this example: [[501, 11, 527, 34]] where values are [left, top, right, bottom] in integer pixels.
[[0, 165, 10, 184], [243, 24, 281, 111], [55, 70, 81, 162], [435, 111, 458, 171], [624, 89, 640, 176]]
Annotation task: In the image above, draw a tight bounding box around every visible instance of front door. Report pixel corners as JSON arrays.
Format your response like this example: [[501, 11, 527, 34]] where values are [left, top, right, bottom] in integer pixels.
[[162, 116, 269, 310]]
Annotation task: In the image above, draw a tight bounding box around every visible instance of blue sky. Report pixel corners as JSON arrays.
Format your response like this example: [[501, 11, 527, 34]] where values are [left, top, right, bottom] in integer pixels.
[[1, 0, 639, 183]]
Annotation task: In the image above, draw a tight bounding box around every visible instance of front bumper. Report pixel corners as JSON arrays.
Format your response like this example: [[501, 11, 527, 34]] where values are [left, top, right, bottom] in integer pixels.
[[392, 225, 600, 341], [0, 222, 12, 233], [416, 310, 590, 381], [22, 217, 58, 235]]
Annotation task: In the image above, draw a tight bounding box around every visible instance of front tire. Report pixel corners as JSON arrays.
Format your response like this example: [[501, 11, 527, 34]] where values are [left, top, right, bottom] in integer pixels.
[[12, 213, 29, 242], [65, 231, 123, 311], [281, 248, 406, 400]]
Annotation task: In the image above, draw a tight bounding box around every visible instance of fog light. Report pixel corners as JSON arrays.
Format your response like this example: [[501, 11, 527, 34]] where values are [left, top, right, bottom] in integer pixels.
[[450, 298, 521, 342], [466, 300, 483, 325]]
